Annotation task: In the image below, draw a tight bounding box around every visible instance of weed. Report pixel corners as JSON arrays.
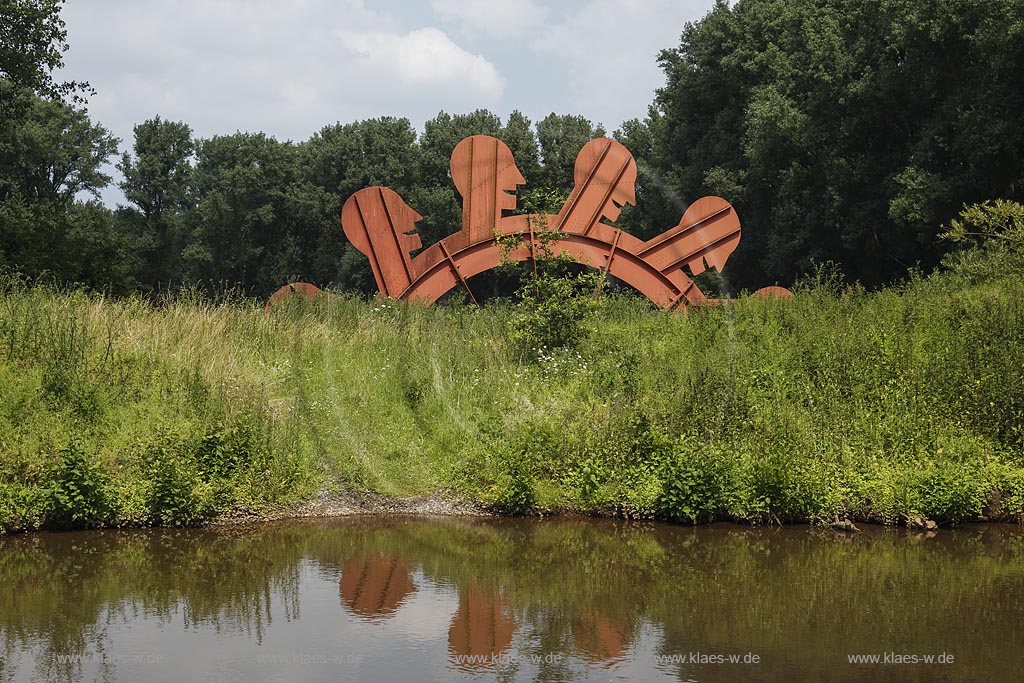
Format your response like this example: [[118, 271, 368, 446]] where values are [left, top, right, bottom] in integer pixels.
[[46, 440, 113, 528]]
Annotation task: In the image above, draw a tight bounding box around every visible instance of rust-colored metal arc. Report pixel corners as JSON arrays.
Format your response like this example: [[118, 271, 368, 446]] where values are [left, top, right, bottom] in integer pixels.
[[265, 282, 325, 310], [399, 230, 705, 310], [750, 286, 794, 299]]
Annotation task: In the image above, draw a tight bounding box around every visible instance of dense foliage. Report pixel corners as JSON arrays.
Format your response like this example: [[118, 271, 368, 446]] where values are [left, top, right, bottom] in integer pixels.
[[3, 0, 1021, 297], [630, 0, 1024, 289], [0, 0, 89, 102]]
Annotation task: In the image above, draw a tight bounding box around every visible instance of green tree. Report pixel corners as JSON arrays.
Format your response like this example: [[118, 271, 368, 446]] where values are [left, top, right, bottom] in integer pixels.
[[0, 2, 130, 290], [0, 0, 89, 104], [184, 132, 303, 294], [0, 87, 129, 288], [536, 113, 605, 195], [652, 0, 1024, 288], [118, 117, 193, 220], [117, 116, 195, 289], [0, 83, 116, 203]]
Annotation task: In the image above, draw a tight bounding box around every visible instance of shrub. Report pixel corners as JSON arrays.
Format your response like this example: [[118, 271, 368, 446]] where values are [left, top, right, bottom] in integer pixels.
[[46, 440, 113, 528], [910, 463, 988, 524], [657, 441, 733, 523], [489, 447, 536, 516], [145, 434, 212, 527], [509, 268, 602, 357]]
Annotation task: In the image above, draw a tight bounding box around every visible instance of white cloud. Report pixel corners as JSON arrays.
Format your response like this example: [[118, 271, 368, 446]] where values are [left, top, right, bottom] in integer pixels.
[[340, 27, 505, 100], [58, 0, 504, 150], [431, 0, 547, 37], [528, 0, 709, 129], [52, 0, 718, 206], [57, 0, 409, 142]]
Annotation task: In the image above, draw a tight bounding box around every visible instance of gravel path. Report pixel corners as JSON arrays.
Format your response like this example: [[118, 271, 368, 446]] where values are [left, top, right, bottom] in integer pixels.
[[210, 489, 490, 526]]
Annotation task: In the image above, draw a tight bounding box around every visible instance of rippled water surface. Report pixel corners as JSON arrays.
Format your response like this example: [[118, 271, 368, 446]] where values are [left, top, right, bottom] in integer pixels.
[[1, 517, 1022, 682]]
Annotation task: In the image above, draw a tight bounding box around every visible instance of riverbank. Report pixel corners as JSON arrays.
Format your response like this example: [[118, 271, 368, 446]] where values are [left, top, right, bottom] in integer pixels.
[[2, 242, 1024, 533], [204, 489, 1000, 533]]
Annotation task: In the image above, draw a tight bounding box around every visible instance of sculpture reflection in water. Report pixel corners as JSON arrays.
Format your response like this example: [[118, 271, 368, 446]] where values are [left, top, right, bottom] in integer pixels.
[[339, 554, 416, 620], [333, 549, 523, 671], [571, 610, 633, 668], [446, 584, 517, 672], [333, 551, 626, 671], [269, 135, 791, 310]]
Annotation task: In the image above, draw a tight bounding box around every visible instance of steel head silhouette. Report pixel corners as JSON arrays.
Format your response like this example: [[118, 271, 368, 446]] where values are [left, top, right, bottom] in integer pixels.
[[676, 195, 741, 275], [341, 186, 424, 298], [555, 138, 638, 234], [690, 235, 738, 274], [637, 195, 742, 277], [450, 135, 526, 244]]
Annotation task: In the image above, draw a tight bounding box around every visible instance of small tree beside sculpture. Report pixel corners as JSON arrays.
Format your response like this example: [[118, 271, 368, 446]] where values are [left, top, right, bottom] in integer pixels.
[[267, 135, 791, 310]]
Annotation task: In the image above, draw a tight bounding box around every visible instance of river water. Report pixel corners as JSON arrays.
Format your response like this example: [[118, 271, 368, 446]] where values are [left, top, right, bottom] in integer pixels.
[[1, 517, 1021, 682]]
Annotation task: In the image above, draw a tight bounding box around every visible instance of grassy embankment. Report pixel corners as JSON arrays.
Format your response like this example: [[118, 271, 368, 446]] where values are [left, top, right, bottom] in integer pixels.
[[1, 243, 1023, 532]]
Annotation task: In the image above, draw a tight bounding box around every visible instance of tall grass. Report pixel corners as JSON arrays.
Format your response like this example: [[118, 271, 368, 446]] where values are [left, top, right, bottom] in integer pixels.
[[1, 245, 1023, 531]]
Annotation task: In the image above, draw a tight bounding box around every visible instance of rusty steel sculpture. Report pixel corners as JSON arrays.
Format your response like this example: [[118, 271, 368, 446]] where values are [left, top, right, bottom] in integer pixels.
[[268, 135, 791, 309]]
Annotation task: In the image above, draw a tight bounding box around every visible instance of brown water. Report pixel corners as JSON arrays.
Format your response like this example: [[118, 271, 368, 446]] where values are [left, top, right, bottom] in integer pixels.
[[1, 517, 1021, 682]]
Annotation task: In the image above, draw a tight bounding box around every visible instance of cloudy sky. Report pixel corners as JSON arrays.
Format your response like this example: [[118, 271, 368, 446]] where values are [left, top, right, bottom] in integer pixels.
[[56, 0, 717, 201]]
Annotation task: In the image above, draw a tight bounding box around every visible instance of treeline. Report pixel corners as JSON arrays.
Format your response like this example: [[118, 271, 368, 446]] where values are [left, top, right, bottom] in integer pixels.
[[2, 0, 1023, 296], [1, 97, 605, 296]]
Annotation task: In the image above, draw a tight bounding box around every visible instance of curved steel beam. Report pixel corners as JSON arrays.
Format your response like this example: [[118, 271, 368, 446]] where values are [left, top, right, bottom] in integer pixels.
[[401, 229, 706, 311]]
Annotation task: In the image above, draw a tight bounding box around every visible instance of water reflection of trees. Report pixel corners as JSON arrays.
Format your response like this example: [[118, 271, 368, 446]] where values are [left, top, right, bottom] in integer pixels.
[[0, 527, 305, 682], [2, 519, 1023, 682]]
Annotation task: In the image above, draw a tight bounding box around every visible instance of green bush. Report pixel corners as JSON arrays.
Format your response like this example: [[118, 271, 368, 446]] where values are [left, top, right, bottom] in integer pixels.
[[510, 269, 602, 357], [941, 199, 1024, 247], [47, 440, 113, 528], [910, 463, 988, 524], [998, 467, 1024, 519], [489, 447, 536, 516], [145, 434, 213, 527], [657, 441, 733, 523], [193, 417, 264, 481], [1, 482, 49, 533], [940, 200, 1024, 285]]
